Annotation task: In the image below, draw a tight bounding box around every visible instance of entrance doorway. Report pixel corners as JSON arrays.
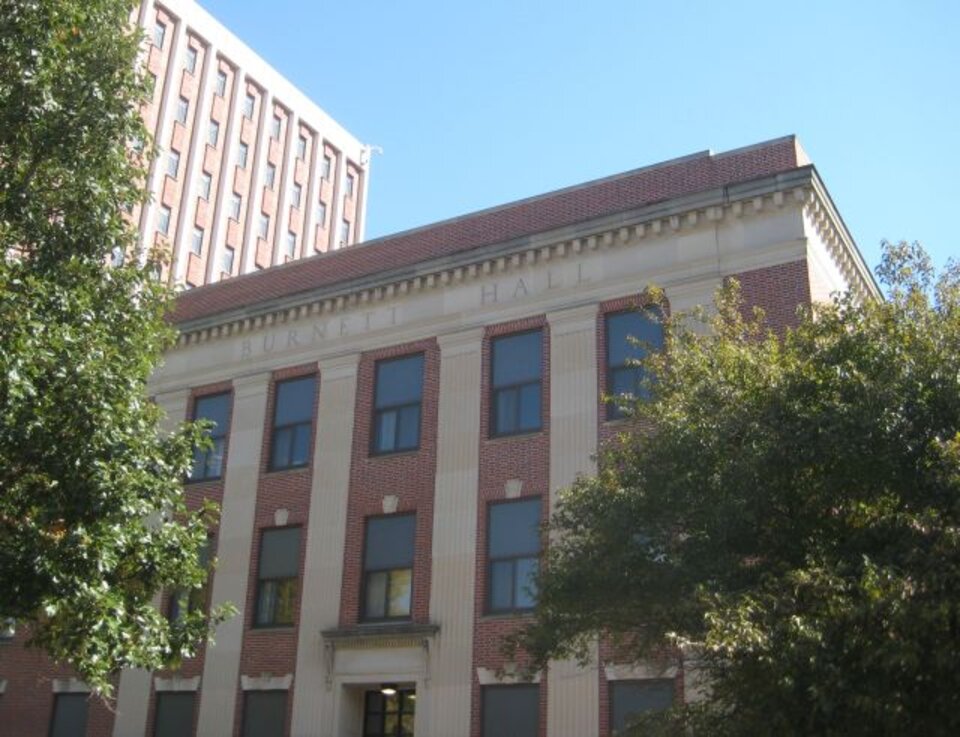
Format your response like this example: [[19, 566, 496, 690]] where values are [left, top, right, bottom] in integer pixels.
[[362, 688, 415, 737]]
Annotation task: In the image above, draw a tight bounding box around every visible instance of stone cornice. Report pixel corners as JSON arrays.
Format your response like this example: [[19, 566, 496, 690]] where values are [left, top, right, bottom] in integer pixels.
[[171, 167, 872, 349]]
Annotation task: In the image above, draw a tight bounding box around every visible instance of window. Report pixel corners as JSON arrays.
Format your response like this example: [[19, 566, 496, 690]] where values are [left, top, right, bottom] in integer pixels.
[[168, 538, 212, 621], [482, 685, 539, 737], [321, 155, 332, 180], [346, 172, 355, 197], [271, 115, 282, 139], [316, 201, 327, 226], [269, 375, 316, 470], [285, 231, 297, 259], [241, 691, 286, 737], [176, 96, 189, 124], [50, 693, 89, 737], [199, 172, 212, 200], [215, 69, 227, 97], [157, 205, 171, 236], [296, 135, 307, 160], [490, 330, 542, 436], [255, 527, 301, 627], [243, 92, 255, 119], [487, 498, 541, 612], [184, 45, 198, 74], [222, 246, 235, 275], [363, 689, 416, 737], [258, 214, 269, 239], [265, 163, 276, 188], [610, 680, 674, 735], [189, 392, 230, 481], [362, 514, 415, 621], [229, 193, 242, 220], [238, 142, 249, 169], [339, 219, 350, 247], [372, 354, 423, 454], [154, 693, 196, 737], [166, 150, 180, 179], [291, 183, 302, 208], [1, 617, 14, 640], [605, 307, 664, 420], [208, 120, 219, 147], [153, 20, 166, 49], [190, 227, 203, 256]]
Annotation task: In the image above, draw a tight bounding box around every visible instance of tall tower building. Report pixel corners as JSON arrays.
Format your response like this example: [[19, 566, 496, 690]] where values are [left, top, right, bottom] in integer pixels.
[[133, 0, 370, 288]]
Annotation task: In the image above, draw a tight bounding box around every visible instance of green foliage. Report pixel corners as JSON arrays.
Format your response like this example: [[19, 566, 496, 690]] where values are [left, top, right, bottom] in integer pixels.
[[515, 242, 960, 735], [0, 0, 230, 694]]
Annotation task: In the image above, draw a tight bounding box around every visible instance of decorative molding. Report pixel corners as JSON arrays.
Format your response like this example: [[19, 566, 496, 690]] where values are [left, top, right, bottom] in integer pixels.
[[154, 675, 201, 692], [240, 673, 293, 691], [382, 495, 399, 514], [504, 479, 523, 499], [273, 507, 289, 526], [321, 624, 438, 690]]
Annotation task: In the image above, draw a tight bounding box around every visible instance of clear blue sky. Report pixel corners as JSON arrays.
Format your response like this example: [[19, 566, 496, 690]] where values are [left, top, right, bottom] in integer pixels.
[[202, 0, 958, 275]]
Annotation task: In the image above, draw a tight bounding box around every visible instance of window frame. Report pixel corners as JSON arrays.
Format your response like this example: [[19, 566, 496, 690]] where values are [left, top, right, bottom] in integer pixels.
[[609, 678, 675, 735], [291, 183, 302, 208], [489, 329, 543, 437], [240, 690, 287, 737], [481, 684, 540, 737], [265, 163, 276, 189], [267, 375, 316, 472], [238, 142, 249, 169], [157, 205, 171, 236], [258, 214, 269, 240], [187, 391, 231, 483], [153, 692, 196, 737], [371, 353, 424, 456], [345, 172, 355, 197], [316, 201, 327, 226], [604, 306, 664, 421], [199, 171, 212, 200], [153, 21, 166, 49], [184, 45, 198, 74], [486, 497, 542, 614], [229, 192, 242, 221], [242, 92, 255, 119], [208, 119, 219, 147], [222, 246, 235, 275], [166, 150, 180, 179], [271, 114, 282, 139], [361, 513, 416, 623], [321, 155, 332, 180], [253, 526, 302, 628], [190, 226, 203, 256], [214, 69, 227, 98], [296, 135, 307, 160], [49, 692, 89, 737], [175, 96, 189, 125]]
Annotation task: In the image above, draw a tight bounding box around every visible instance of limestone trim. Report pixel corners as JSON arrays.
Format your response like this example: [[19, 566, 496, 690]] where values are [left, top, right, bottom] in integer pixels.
[[174, 169, 841, 344], [603, 663, 679, 681], [475, 667, 541, 686], [154, 675, 201, 692], [51, 678, 91, 693], [321, 623, 440, 651], [240, 674, 293, 691]]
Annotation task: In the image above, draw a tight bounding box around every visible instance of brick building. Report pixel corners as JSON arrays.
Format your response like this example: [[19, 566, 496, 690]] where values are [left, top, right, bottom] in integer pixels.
[[0, 136, 878, 736], [129, 0, 370, 288]]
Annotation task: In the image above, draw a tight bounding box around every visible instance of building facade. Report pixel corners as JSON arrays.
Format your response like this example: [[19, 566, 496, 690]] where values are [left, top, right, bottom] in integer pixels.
[[130, 0, 370, 288], [0, 137, 878, 736]]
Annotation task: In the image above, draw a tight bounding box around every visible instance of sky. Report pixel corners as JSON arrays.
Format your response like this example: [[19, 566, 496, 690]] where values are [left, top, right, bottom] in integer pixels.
[[201, 0, 958, 277]]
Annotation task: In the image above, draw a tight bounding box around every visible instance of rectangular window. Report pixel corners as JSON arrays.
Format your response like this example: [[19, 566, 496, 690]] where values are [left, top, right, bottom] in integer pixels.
[[285, 231, 297, 259], [363, 690, 416, 737], [269, 375, 316, 470], [243, 92, 255, 119], [153, 20, 166, 49], [229, 193, 242, 220], [222, 246, 235, 275], [481, 685, 539, 737], [154, 692, 196, 737], [321, 155, 332, 180], [215, 69, 227, 97], [487, 497, 541, 612], [346, 172, 355, 197], [255, 527, 301, 627], [238, 142, 249, 169], [605, 307, 664, 420], [168, 537, 212, 621], [316, 201, 327, 226], [296, 135, 307, 160], [258, 214, 269, 239], [184, 45, 198, 74], [157, 205, 171, 236], [610, 680, 674, 735], [491, 330, 542, 436], [363, 514, 415, 621], [50, 693, 89, 737], [291, 183, 302, 208], [176, 96, 189, 124], [190, 227, 203, 256], [189, 392, 231, 481], [199, 172, 212, 200], [271, 115, 282, 139], [339, 219, 350, 247], [265, 163, 276, 188], [208, 120, 219, 147], [372, 354, 423, 454], [166, 150, 180, 179], [241, 691, 287, 737]]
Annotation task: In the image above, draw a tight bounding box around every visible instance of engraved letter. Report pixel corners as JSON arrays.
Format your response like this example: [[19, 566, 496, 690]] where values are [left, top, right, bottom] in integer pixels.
[[262, 334, 276, 353], [240, 339, 253, 360], [512, 278, 529, 299], [312, 321, 327, 342], [481, 282, 498, 305], [286, 329, 300, 348]]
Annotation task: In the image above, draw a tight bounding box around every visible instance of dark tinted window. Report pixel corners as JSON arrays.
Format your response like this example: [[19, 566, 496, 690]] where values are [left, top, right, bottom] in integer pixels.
[[610, 679, 674, 734], [482, 685, 539, 737], [49, 693, 88, 737], [154, 692, 195, 737], [605, 307, 664, 419], [363, 515, 416, 620], [269, 376, 316, 470], [168, 536, 213, 622], [189, 392, 231, 481], [373, 354, 424, 454], [241, 691, 286, 737], [255, 527, 301, 626], [488, 498, 541, 612], [491, 331, 542, 436]]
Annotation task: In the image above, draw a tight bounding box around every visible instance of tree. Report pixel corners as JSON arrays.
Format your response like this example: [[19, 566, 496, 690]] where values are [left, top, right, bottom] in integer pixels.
[[514, 242, 960, 735], [0, 0, 229, 695]]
